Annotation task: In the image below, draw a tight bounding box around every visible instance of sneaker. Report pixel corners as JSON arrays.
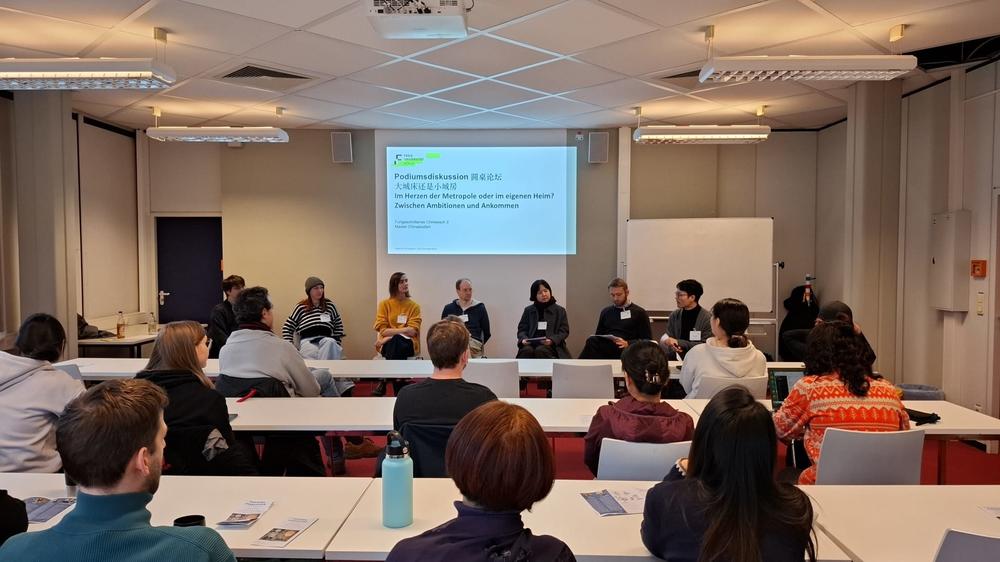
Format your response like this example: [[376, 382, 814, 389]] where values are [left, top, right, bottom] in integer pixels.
[[345, 438, 383, 459], [372, 381, 387, 397]]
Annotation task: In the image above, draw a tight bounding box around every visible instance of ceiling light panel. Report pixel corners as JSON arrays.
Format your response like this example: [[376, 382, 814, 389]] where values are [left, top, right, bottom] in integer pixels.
[[146, 126, 289, 143], [633, 124, 771, 144], [700, 55, 918, 83], [0, 58, 175, 90]]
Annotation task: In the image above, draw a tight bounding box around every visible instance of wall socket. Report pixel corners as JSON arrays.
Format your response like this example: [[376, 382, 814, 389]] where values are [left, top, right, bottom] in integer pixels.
[[976, 291, 985, 315]]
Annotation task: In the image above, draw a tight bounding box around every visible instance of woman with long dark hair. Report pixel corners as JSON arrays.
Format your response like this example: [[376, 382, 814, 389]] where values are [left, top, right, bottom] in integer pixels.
[[642, 386, 816, 562], [773, 321, 909, 484], [678, 297, 766, 398]]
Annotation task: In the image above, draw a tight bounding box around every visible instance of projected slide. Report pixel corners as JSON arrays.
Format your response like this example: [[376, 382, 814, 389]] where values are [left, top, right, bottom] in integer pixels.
[[386, 147, 577, 255]]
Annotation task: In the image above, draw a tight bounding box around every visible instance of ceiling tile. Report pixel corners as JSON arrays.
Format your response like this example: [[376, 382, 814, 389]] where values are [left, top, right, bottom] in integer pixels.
[[381, 97, 480, 120], [73, 89, 156, 107], [121, 1, 291, 55], [349, 60, 475, 94], [813, 0, 969, 26], [416, 36, 554, 77], [439, 111, 549, 129], [332, 110, 433, 129], [493, 0, 657, 55], [651, 71, 705, 93], [814, 87, 849, 101], [432, 80, 545, 109], [141, 94, 243, 119], [89, 31, 234, 79], [552, 108, 635, 128], [72, 100, 121, 118], [165, 78, 280, 106], [564, 78, 675, 108], [296, 78, 412, 108], [0, 0, 148, 28], [854, 0, 1000, 52], [181, 0, 354, 28], [688, 81, 813, 105], [636, 96, 724, 119], [735, 92, 845, 116], [0, 43, 63, 57], [502, 96, 604, 120], [752, 29, 883, 56], [676, 0, 842, 55], [658, 107, 758, 125], [306, 2, 446, 56], [771, 105, 847, 128], [0, 9, 107, 55], [466, 0, 565, 30], [109, 107, 204, 128], [600, 0, 767, 28], [244, 31, 392, 77], [259, 94, 359, 120], [218, 108, 317, 128], [498, 59, 624, 94], [575, 29, 708, 77]]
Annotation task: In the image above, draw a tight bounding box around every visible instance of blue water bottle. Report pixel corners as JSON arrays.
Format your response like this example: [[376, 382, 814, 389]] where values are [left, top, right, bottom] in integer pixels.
[[382, 431, 413, 528]]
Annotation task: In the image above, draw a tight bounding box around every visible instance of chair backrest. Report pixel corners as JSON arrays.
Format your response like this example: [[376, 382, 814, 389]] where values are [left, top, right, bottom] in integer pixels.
[[597, 438, 691, 481], [462, 361, 519, 398], [56, 364, 83, 381], [934, 529, 1000, 562], [551, 362, 614, 399], [400, 423, 455, 478], [815, 428, 925, 484], [691, 375, 768, 399]]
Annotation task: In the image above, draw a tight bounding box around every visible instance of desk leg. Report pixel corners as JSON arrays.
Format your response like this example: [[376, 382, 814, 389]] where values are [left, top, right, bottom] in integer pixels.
[[937, 440, 948, 484]]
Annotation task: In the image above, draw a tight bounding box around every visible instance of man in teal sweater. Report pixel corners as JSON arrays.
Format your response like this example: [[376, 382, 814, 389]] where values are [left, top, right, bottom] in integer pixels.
[[0, 379, 235, 562]]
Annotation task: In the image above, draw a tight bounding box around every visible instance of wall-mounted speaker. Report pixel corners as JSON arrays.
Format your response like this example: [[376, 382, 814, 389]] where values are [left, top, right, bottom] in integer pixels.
[[588, 131, 609, 164], [331, 131, 353, 163]]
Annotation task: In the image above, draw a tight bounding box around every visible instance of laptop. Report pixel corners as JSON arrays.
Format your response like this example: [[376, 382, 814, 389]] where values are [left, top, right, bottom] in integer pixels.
[[768, 368, 805, 410]]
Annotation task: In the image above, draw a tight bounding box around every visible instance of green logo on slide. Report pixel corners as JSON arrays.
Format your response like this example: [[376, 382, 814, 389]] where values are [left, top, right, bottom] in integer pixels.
[[392, 151, 441, 167]]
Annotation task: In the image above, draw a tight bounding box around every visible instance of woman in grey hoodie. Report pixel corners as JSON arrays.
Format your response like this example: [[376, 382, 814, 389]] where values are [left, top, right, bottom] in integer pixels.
[[679, 298, 767, 398], [0, 314, 84, 472]]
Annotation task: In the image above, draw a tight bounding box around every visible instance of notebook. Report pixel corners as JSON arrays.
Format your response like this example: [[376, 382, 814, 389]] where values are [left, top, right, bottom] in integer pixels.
[[769, 368, 805, 410]]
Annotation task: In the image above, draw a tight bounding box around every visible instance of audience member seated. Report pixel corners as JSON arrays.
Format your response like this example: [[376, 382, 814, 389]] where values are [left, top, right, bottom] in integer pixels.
[[0, 490, 27, 547], [780, 300, 876, 365], [583, 341, 693, 476], [516, 279, 571, 359], [440, 278, 491, 358], [389, 319, 496, 476], [136, 321, 257, 476], [773, 321, 910, 485], [0, 313, 84, 472], [642, 387, 816, 562], [777, 284, 819, 361], [678, 298, 766, 398], [579, 277, 652, 360], [207, 274, 244, 359], [387, 401, 575, 562], [0, 379, 236, 562], [658, 279, 711, 359], [373, 271, 423, 396]]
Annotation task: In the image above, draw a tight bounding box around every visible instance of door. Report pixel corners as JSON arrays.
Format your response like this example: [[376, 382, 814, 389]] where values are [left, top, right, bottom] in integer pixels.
[[156, 217, 222, 324]]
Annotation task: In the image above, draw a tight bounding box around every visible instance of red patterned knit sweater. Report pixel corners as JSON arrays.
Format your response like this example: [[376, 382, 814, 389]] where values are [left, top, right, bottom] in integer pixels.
[[773, 373, 910, 484]]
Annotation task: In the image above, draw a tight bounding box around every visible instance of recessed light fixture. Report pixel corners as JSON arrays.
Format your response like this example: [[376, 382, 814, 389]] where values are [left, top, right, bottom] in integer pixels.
[[699, 55, 917, 83], [146, 126, 289, 143], [0, 57, 176, 90], [633, 125, 770, 145]]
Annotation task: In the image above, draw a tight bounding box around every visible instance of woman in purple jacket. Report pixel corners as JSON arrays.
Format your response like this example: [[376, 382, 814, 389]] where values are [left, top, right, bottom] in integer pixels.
[[583, 340, 694, 476]]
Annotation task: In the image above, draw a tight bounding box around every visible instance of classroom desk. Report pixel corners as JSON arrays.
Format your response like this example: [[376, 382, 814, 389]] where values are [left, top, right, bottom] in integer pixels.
[[77, 334, 157, 358], [324, 478, 850, 561], [807, 485, 1000, 562], [227, 397, 700, 434], [0, 473, 372, 559]]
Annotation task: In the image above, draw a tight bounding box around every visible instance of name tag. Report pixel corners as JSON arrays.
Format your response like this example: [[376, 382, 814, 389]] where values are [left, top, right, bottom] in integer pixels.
[[397, 314, 407, 324], [690, 330, 701, 342], [459, 314, 469, 323], [319, 313, 331, 323], [620, 310, 632, 320], [537, 321, 547, 330]]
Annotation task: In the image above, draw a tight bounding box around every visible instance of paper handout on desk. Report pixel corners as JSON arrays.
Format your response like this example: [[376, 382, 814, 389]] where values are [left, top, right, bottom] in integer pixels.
[[217, 500, 272, 528], [581, 489, 647, 516], [24, 497, 75, 523], [252, 516, 317, 548]]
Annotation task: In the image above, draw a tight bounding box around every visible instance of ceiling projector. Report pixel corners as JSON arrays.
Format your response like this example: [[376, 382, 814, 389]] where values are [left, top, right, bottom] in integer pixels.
[[368, 0, 469, 39]]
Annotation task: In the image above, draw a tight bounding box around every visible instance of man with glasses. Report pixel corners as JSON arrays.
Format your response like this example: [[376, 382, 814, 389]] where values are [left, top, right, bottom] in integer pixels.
[[658, 279, 711, 359]]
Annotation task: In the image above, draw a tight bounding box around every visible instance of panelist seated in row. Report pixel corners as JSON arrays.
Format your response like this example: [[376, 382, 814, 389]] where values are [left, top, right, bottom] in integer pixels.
[[440, 278, 490, 359], [578, 277, 651, 360], [658, 279, 711, 359], [516, 279, 571, 359], [283, 276, 353, 397]]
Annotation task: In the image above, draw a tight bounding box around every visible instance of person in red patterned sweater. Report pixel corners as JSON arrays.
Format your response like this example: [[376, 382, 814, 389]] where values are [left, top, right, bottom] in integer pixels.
[[773, 321, 910, 484]]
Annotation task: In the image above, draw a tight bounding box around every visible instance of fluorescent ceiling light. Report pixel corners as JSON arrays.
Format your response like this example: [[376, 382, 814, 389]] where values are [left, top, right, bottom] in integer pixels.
[[146, 126, 289, 143], [699, 55, 918, 83], [0, 58, 175, 90], [633, 125, 770, 145]]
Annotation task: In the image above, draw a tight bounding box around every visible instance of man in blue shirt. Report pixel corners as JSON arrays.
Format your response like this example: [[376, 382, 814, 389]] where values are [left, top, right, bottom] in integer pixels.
[[0, 379, 235, 562]]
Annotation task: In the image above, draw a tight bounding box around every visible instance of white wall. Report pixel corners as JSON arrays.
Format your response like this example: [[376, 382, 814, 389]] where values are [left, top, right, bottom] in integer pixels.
[[815, 121, 847, 303], [148, 141, 222, 214]]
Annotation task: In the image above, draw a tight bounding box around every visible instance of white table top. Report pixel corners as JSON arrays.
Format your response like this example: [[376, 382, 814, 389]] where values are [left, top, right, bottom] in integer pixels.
[[807, 485, 1000, 562], [0, 473, 372, 559], [76, 334, 158, 346], [227, 397, 699, 434], [325, 478, 848, 561]]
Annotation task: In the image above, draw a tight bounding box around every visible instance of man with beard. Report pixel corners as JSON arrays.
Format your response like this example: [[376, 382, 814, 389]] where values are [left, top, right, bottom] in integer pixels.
[[0, 379, 235, 562]]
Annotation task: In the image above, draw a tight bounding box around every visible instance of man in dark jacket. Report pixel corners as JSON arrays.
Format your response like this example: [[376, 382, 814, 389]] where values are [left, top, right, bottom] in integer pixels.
[[207, 275, 244, 358]]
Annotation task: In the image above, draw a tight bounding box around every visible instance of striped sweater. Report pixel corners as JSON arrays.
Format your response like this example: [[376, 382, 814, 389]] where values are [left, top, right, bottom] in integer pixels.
[[773, 374, 910, 484], [282, 300, 345, 342]]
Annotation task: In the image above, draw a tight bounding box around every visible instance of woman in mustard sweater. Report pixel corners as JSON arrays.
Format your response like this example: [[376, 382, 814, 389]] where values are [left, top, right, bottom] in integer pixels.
[[372, 271, 422, 396]]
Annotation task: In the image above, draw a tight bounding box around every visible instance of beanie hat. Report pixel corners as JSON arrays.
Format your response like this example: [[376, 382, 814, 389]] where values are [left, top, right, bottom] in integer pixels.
[[305, 276, 324, 294]]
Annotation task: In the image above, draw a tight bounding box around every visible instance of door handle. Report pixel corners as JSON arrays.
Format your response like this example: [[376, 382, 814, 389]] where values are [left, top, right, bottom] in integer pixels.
[[158, 291, 171, 306]]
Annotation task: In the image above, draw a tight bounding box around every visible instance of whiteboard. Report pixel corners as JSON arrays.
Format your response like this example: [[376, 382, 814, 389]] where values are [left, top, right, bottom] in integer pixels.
[[625, 218, 773, 312]]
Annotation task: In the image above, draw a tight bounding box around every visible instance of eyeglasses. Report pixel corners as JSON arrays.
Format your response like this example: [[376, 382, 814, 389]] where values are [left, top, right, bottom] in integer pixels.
[[675, 292, 690, 298]]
